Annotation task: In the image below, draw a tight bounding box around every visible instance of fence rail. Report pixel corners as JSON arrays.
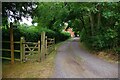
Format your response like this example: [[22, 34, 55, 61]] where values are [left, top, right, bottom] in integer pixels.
[[22, 42, 38, 44], [0, 57, 21, 61], [1, 41, 21, 62], [1, 41, 20, 44], [1, 49, 20, 52]]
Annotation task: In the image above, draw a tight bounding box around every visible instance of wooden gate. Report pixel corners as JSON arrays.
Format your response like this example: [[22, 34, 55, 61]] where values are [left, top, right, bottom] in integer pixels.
[[20, 37, 40, 62]]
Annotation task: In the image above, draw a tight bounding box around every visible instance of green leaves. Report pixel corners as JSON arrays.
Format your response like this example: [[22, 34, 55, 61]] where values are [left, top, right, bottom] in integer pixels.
[[4, 2, 118, 52], [2, 2, 37, 26], [103, 11, 114, 19], [105, 28, 117, 39], [34, 2, 69, 31]]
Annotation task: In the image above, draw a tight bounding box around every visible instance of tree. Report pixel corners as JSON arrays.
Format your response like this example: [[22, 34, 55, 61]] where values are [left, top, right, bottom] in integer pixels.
[[33, 2, 69, 32], [60, 2, 120, 51], [2, 2, 37, 26]]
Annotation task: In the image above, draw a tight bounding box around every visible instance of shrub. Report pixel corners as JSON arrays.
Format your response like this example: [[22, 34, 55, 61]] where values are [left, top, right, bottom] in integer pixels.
[[2, 25, 70, 42]]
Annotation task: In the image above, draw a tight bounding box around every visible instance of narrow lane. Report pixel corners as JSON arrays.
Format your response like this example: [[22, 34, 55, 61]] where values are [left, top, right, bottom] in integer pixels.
[[52, 37, 118, 78]]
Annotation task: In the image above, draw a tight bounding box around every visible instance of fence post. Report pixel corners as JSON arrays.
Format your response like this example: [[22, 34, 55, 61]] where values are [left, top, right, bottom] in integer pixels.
[[20, 37, 24, 63], [20, 37, 25, 62], [45, 36, 47, 57], [38, 40, 40, 62], [41, 32, 45, 61], [20, 37, 22, 63], [54, 38, 56, 50], [10, 22, 14, 64]]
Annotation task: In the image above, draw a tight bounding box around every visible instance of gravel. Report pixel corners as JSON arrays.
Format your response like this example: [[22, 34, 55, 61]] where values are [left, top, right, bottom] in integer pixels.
[[52, 37, 118, 78]]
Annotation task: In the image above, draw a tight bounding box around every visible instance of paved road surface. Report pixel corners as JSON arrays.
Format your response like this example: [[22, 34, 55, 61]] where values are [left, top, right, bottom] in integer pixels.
[[52, 37, 118, 78]]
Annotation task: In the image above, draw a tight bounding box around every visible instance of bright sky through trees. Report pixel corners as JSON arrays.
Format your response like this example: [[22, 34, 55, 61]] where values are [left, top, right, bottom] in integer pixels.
[[8, 16, 36, 26], [20, 17, 32, 26]]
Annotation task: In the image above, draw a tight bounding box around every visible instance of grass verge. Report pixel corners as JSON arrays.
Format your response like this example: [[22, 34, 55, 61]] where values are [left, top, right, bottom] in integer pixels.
[[79, 41, 118, 64]]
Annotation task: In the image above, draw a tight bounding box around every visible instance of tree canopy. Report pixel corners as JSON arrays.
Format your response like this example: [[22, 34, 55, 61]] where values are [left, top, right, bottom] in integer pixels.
[[2, 2, 120, 53], [2, 2, 37, 26]]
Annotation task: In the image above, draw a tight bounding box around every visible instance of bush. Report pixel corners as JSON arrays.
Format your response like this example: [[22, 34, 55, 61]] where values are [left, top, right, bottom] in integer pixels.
[[80, 27, 119, 51], [55, 32, 71, 42], [2, 25, 70, 42], [91, 35, 106, 50]]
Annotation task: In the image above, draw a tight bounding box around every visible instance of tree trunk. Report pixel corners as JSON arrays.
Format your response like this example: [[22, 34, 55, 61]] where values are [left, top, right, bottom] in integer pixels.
[[97, 12, 101, 29], [80, 16, 87, 34], [89, 12, 94, 36], [10, 22, 14, 64], [97, 4, 101, 30]]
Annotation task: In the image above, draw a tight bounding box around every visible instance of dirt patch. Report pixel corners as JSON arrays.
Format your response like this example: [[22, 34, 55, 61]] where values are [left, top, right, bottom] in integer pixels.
[[2, 51, 56, 78]]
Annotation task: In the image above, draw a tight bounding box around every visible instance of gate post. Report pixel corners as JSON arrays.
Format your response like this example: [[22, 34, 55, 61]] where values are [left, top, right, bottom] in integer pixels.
[[20, 37, 23, 63], [20, 37, 25, 63], [38, 40, 40, 62], [53, 38, 56, 50], [41, 32, 45, 61], [45, 36, 47, 57]]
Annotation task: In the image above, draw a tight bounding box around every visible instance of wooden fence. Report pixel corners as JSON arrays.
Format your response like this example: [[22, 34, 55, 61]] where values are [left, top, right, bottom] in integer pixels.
[[0, 41, 21, 61], [46, 37, 55, 55], [1, 32, 56, 63]]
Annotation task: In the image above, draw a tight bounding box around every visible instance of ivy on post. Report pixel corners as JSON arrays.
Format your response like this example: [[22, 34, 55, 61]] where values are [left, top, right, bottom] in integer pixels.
[[10, 22, 14, 64]]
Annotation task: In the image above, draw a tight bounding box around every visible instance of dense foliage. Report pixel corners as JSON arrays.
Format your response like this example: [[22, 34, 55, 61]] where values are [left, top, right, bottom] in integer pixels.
[[2, 2, 120, 54], [2, 2, 70, 43], [65, 3, 120, 53], [2, 25, 70, 42]]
